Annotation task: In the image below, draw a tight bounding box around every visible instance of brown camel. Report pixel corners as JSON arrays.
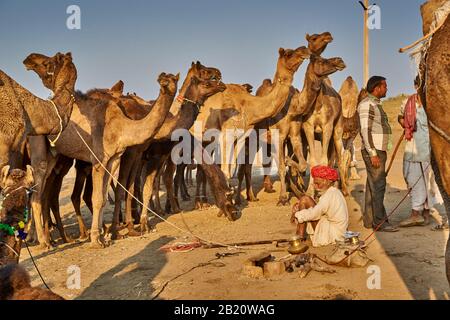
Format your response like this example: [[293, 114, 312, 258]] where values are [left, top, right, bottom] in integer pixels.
[[0, 168, 61, 300], [236, 55, 346, 206], [0, 165, 34, 266], [138, 77, 240, 231], [108, 63, 228, 238], [0, 52, 76, 169], [193, 45, 311, 180], [255, 32, 335, 195], [0, 264, 63, 300], [339, 76, 361, 181], [299, 32, 350, 196], [24, 53, 179, 248], [417, 0, 450, 284]]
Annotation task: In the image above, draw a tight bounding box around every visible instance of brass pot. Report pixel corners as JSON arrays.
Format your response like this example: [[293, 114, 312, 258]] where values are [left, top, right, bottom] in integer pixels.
[[288, 236, 308, 255]]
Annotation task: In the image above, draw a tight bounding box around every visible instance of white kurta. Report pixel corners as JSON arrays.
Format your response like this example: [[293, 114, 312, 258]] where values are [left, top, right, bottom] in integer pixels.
[[295, 186, 349, 247]]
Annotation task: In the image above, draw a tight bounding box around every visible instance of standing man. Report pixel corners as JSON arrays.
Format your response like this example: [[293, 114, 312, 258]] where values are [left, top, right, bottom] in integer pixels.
[[358, 76, 398, 232], [398, 77, 446, 229]]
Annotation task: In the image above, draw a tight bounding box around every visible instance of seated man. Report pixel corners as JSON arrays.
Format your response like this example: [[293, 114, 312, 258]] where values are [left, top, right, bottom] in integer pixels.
[[290, 165, 349, 247]]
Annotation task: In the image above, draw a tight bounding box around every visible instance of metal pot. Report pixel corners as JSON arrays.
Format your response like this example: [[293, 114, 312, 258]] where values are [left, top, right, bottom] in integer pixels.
[[288, 235, 308, 255]]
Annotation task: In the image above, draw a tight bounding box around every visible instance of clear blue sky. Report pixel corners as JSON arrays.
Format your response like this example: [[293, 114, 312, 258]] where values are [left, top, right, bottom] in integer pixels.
[[0, 0, 424, 100]]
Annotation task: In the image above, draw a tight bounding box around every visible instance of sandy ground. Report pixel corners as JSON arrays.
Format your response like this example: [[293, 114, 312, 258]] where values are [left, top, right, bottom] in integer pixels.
[[19, 96, 450, 300]]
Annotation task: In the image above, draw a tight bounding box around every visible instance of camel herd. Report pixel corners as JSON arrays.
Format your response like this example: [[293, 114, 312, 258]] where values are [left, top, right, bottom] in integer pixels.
[[0, 31, 361, 251], [0, 0, 449, 293]]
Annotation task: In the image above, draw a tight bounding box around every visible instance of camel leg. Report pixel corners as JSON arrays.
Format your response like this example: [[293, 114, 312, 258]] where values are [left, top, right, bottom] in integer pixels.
[[195, 166, 206, 210], [180, 164, 191, 200], [235, 164, 245, 206], [320, 124, 333, 166], [289, 122, 308, 173], [140, 163, 157, 233], [303, 123, 317, 196], [89, 158, 119, 249], [163, 159, 180, 214], [71, 165, 89, 240], [49, 156, 74, 243], [333, 121, 349, 196], [277, 141, 290, 206], [126, 160, 143, 227], [29, 142, 57, 249], [111, 156, 132, 240]]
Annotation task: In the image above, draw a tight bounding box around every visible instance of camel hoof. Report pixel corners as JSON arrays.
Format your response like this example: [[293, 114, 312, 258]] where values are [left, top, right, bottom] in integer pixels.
[[217, 210, 224, 217], [247, 196, 259, 202], [89, 241, 106, 249], [277, 198, 290, 206], [127, 228, 141, 237]]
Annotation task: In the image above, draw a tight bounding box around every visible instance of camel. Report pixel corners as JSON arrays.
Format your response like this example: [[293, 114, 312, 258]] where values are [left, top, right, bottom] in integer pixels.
[[192, 45, 311, 181], [417, 0, 450, 284], [254, 32, 335, 195], [296, 32, 350, 196], [339, 76, 361, 181], [236, 55, 346, 206], [24, 53, 179, 248], [0, 165, 34, 266], [112, 71, 229, 237], [0, 52, 76, 169], [0, 264, 63, 300]]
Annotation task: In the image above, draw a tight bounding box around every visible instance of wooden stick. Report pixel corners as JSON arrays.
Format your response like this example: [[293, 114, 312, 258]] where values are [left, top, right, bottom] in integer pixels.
[[386, 132, 404, 175], [399, 16, 447, 53], [202, 238, 291, 249]]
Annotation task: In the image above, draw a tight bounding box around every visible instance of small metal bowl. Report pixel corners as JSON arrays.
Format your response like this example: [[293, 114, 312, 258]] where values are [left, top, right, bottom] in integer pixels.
[[288, 236, 308, 255]]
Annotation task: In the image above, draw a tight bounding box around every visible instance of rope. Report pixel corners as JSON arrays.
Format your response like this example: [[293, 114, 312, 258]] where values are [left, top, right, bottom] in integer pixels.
[[24, 240, 50, 290], [47, 99, 64, 147], [72, 127, 250, 251]]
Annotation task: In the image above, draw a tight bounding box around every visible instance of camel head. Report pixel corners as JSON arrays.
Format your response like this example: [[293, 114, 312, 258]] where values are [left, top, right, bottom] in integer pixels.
[[23, 52, 77, 94], [306, 32, 333, 56], [277, 46, 311, 75], [157, 72, 179, 96], [309, 55, 346, 79], [0, 165, 34, 266], [180, 61, 223, 93], [222, 187, 240, 221], [186, 76, 226, 106], [242, 83, 253, 93]]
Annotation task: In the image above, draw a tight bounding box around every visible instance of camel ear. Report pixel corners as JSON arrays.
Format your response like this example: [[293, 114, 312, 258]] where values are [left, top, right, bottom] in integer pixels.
[[111, 80, 124, 93], [305, 33, 311, 41], [0, 165, 10, 188], [175, 73, 180, 81], [278, 48, 285, 56], [25, 165, 34, 187]]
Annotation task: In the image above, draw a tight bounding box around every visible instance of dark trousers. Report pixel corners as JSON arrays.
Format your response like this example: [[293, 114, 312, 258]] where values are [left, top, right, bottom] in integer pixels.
[[361, 149, 389, 228]]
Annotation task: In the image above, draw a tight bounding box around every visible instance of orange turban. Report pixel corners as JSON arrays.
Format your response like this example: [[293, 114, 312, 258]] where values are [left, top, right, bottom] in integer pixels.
[[310, 165, 339, 182]]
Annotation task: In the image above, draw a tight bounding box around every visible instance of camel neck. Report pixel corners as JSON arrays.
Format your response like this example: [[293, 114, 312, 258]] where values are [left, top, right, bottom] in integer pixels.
[[245, 74, 293, 126], [294, 68, 322, 115], [23, 88, 72, 136], [119, 91, 175, 147]]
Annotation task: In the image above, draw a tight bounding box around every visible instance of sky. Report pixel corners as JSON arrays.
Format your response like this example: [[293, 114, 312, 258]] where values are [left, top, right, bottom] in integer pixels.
[[0, 0, 425, 100]]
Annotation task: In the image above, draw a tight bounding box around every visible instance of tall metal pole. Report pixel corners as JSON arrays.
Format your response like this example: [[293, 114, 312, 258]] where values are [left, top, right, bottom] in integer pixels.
[[363, 0, 369, 86]]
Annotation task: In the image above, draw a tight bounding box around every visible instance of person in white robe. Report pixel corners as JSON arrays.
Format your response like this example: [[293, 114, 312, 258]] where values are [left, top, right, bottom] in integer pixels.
[[291, 166, 349, 247]]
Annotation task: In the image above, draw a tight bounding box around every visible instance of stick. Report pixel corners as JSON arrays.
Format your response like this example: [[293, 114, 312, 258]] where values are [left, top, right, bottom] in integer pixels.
[[386, 132, 404, 176], [399, 16, 447, 53], [202, 238, 291, 249]]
